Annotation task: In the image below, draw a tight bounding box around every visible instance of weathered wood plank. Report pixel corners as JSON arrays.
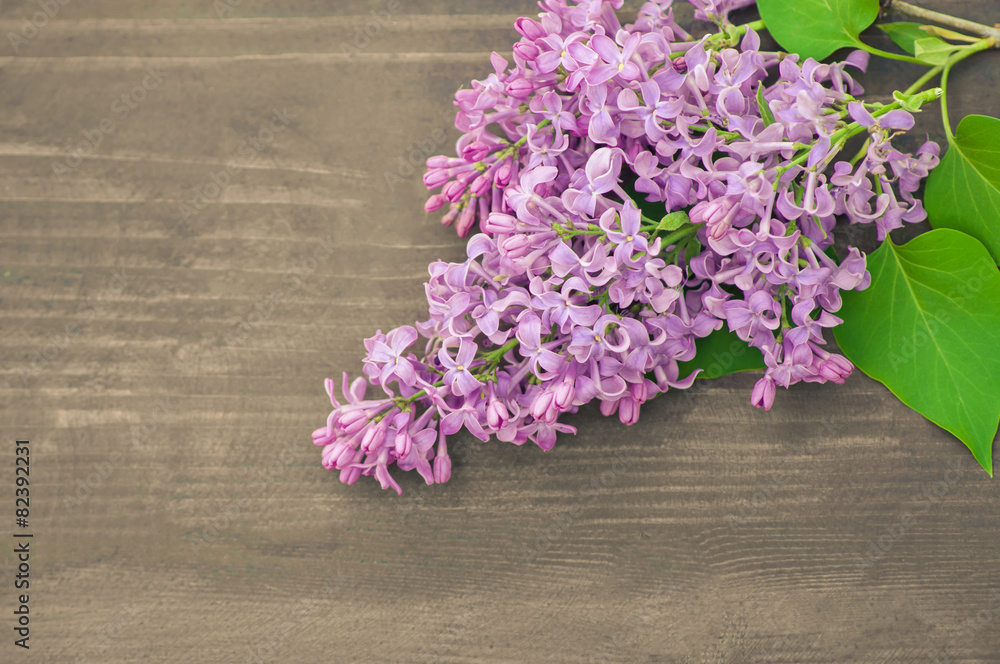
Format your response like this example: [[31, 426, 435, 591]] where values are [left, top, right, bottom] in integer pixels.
[[1, 1, 999, 662]]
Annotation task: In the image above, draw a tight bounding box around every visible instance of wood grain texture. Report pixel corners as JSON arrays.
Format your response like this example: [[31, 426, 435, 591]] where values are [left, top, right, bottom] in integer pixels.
[[1, 1, 998, 662]]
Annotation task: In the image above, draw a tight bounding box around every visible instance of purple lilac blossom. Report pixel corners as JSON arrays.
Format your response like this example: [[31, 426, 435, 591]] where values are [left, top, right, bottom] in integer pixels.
[[314, 0, 939, 493]]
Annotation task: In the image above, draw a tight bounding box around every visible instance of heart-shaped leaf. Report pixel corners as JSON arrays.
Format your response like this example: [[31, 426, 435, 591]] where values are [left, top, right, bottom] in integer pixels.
[[677, 326, 765, 380], [913, 37, 960, 65], [758, 0, 879, 61], [834, 229, 1000, 475], [878, 21, 929, 55], [925, 114, 1000, 264]]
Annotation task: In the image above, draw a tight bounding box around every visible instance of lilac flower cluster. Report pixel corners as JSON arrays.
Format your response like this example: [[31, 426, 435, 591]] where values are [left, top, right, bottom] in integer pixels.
[[314, 0, 939, 493]]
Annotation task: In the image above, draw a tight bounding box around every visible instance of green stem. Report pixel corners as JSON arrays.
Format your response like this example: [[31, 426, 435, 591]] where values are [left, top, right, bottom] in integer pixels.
[[856, 41, 928, 65], [775, 87, 942, 181], [939, 37, 995, 142], [657, 225, 699, 248], [903, 64, 944, 96]]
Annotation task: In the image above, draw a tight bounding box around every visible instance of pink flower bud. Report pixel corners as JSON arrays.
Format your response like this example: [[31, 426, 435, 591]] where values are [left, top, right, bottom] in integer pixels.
[[486, 398, 510, 430], [423, 168, 451, 189], [530, 391, 556, 422], [618, 396, 639, 425], [630, 380, 649, 404], [818, 355, 852, 383], [690, 197, 738, 241], [336, 443, 357, 468], [483, 212, 517, 234], [462, 140, 492, 163], [426, 155, 453, 169], [501, 234, 532, 259], [507, 77, 534, 99], [514, 17, 545, 41], [456, 206, 476, 237], [312, 426, 335, 446], [360, 423, 386, 453], [424, 194, 445, 213], [751, 377, 776, 410], [470, 174, 491, 197], [394, 431, 412, 459], [494, 160, 513, 187], [513, 42, 540, 61], [554, 380, 575, 409], [433, 454, 452, 483], [672, 56, 687, 74], [339, 409, 368, 435], [442, 179, 467, 203]]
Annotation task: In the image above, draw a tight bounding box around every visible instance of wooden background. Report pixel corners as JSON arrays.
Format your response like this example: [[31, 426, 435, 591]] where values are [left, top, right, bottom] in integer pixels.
[[2, 1, 999, 662]]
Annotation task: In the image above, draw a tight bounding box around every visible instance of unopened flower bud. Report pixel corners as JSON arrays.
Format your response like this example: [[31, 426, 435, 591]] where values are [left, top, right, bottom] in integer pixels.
[[361, 423, 387, 453], [339, 409, 368, 435], [618, 396, 639, 425], [501, 234, 533, 259], [486, 398, 510, 430], [395, 431, 412, 459], [424, 194, 445, 213], [442, 179, 467, 203], [530, 391, 556, 422], [554, 380, 575, 409], [818, 355, 852, 383], [514, 17, 545, 41], [751, 377, 776, 410], [423, 168, 451, 189], [462, 140, 492, 163], [433, 454, 452, 483], [426, 155, 454, 169], [494, 160, 514, 187], [471, 174, 491, 197], [672, 56, 687, 74], [507, 77, 534, 99], [513, 41, 540, 61]]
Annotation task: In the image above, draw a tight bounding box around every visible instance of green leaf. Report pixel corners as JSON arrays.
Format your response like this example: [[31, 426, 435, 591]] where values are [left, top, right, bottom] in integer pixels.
[[926, 115, 1000, 264], [878, 21, 929, 55], [676, 327, 766, 380], [834, 229, 1000, 475], [757, 0, 878, 61], [657, 211, 689, 232], [912, 37, 960, 65], [757, 83, 775, 127]]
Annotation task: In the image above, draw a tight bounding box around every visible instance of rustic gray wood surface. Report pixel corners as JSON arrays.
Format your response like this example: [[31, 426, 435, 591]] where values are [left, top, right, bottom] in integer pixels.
[[1, 1, 999, 662]]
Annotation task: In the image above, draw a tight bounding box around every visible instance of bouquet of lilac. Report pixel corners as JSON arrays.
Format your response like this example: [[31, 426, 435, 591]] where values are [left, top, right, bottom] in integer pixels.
[[315, 0, 1000, 493]]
